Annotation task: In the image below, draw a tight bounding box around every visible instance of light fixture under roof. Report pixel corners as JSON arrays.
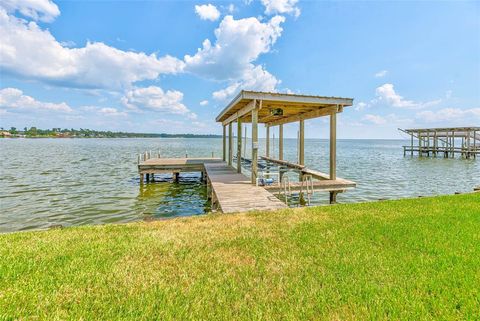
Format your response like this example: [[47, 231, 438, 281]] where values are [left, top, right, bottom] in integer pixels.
[[270, 108, 283, 116]]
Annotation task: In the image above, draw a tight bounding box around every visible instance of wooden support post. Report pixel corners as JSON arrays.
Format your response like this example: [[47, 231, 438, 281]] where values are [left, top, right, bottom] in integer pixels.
[[243, 125, 247, 158], [329, 191, 337, 204], [418, 131, 422, 157], [251, 100, 259, 184], [299, 119, 305, 166], [228, 122, 233, 166], [279, 124, 284, 161], [174, 172, 179, 182], [474, 130, 477, 159], [445, 131, 449, 158], [266, 125, 270, 157], [329, 113, 336, 180], [273, 132, 275, 157], [426, 131, 430, 156], [467, 130, 471, 159], [146, 173, 150, 182], [140, 173, 144, 184], [222, 125, 226, 161], [410, 133, 413, 156], [206, 180, 211, 200], [452, 131, 455, 158], [237, 117, 242, 173]]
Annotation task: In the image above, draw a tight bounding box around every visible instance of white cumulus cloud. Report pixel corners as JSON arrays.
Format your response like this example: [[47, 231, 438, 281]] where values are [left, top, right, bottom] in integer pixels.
[[212, 65, 279, 100], [0, 87, 73, 112], [195, 4, 220, 21], [0, 8, 185, 90], [354, 101, 368, 111], [199, 100, 209, 106], [122, 86, 196, 119], [0, 0, 59, 22], [185, 15, 284, 100], [261, 0, 300, 17], [416, 108, 480, 123], [362, 114, 387, 125], [375, 83, 441, 109], [185, 15, 284, 80], [98, 107, 127, 117]]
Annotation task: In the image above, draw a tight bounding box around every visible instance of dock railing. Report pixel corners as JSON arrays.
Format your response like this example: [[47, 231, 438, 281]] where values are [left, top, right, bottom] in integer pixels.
[[137, 150, 161, 164]]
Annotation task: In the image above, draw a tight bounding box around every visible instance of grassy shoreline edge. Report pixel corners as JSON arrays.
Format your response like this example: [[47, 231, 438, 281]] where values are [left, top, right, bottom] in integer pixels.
[[1, 193, 479, 319]]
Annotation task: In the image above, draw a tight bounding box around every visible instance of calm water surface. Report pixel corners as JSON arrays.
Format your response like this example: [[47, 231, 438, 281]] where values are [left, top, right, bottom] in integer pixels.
[[1, 138, 478, 232]]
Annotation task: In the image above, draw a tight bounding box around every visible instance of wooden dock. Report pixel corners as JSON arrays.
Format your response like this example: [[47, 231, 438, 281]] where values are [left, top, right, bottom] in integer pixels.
[[204, 162, 286, 213], [136, 90, 357, 213], [138, 157, 286, 213]]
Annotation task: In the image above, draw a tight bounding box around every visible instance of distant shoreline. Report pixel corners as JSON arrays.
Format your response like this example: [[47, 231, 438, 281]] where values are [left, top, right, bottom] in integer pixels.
[[0, 135, 222, 139], [0, 128, 222, 139], [0, 136, 411, 140]]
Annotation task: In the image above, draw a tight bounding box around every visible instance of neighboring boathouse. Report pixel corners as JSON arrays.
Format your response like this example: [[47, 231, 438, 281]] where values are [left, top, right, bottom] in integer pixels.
[[399, 127, 479, 158]]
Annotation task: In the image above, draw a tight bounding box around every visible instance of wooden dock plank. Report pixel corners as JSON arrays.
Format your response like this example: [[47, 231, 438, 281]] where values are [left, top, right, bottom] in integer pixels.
[[140, 157, 222, 166], [138, 158, 222, 174], [204, 162, 287, 213]]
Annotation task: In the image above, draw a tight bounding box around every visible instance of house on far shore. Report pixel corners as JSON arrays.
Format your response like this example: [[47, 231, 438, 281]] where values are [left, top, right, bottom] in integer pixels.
[[1, 131, 12, 137], [55, 132, 72, 138]]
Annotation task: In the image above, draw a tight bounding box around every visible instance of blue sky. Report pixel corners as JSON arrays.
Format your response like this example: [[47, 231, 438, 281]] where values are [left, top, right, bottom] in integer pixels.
[[0, 0, 479, 138]]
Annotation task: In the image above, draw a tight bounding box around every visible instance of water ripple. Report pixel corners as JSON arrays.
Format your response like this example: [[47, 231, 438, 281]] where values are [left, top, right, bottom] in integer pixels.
[[0, 138, 478, 233]]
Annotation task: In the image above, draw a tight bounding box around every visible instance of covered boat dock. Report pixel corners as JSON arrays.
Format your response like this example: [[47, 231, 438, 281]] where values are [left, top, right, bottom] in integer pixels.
[[217, 90, 356, 203], [138, 90, 356, 213]]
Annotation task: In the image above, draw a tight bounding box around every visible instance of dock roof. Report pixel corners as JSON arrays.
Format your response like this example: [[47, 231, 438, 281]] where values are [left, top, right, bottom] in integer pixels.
[[403, 126, 480, 132], [216, 90, 353, 126]]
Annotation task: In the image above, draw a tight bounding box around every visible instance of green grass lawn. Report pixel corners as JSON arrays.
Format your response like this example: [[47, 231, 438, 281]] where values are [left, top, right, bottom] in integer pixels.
[[1, 194, 479, 320]]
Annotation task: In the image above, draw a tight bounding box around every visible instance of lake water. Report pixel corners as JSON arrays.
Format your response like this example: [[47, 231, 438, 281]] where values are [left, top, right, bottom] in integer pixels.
[[1, 138, 479, 233]]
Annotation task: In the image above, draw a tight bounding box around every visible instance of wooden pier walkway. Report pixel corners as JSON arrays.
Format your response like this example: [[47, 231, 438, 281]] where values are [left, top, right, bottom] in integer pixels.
[[204, 162, 286, 213], [138, 157, 286, 214], [138, 157, 221, 175]]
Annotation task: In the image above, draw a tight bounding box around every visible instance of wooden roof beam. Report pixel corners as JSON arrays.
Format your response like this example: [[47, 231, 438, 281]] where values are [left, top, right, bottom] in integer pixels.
[[216, 91, 354, 123], [404, 126, 480, 133], [266, 105, 342, 127], [221, 100, 256, 126]]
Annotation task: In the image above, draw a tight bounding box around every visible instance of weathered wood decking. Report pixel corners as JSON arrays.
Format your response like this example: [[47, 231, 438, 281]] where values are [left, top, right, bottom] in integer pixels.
[[204, 162, 286, 213], [138, 157, 286, 214], [138, 158, 222, 174]]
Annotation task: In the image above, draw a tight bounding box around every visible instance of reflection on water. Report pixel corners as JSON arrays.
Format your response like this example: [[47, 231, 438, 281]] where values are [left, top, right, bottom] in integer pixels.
[[0, 138, 478, 233]]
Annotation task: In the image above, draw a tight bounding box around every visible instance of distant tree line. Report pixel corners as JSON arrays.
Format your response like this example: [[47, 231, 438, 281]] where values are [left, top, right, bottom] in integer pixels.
[[0, 127, 221, 138]]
